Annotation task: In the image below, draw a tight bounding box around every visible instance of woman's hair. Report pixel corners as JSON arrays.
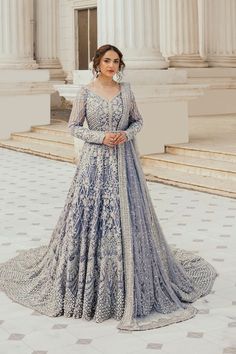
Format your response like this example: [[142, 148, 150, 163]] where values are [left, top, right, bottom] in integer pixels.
[[91, 44, 125, 76]]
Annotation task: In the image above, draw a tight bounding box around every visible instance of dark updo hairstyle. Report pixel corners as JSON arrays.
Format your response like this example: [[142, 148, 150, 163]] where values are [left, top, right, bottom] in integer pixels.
[[91, 44, 126, 77]]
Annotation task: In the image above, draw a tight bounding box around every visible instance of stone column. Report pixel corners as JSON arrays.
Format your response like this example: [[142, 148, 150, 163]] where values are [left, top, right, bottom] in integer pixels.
[[35, 0, 64, 79], [0, 0, 38, 69], [97, 0, 168, 69], [159, 0, 208, 67], [205, 0, 236, 67]]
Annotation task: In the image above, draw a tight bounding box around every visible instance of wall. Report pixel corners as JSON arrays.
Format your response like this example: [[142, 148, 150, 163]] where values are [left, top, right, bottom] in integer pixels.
[[58, 0, 97, 79]]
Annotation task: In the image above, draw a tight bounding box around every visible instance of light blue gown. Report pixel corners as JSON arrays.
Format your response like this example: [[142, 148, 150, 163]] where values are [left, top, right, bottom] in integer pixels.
[[0, 82, 217, 331]]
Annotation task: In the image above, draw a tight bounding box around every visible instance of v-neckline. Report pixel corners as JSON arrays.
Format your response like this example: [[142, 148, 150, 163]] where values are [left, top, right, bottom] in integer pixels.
[[84, 83, 123, 103]]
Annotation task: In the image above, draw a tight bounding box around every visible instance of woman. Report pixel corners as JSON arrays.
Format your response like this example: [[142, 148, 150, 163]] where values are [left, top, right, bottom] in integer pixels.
[[0, 44, 217, 331]]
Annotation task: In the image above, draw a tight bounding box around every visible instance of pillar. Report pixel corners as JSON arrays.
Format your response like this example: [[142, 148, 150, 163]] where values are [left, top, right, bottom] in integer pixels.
[[0, 0, 38, 69], [206, 0, 236, 67], [97, 0, 168, 69], [35, 0, 64, 79], [159, 0, 208, 67]]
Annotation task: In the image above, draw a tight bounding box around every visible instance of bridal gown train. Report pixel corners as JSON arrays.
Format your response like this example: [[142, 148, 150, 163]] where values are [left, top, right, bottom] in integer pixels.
[[0, 82, 217, 331]]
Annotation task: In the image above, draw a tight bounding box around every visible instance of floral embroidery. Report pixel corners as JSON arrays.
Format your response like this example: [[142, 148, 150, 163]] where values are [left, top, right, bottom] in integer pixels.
[[0, 82, 217, 331]]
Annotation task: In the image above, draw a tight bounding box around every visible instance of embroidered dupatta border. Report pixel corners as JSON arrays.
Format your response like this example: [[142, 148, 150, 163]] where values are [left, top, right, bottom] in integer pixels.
[[116, 83, 198, 331], [116, 82, 135, 329]]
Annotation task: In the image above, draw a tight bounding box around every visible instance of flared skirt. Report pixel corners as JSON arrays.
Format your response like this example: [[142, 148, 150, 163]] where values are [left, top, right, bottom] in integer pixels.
[[0, 141, 217, 331]]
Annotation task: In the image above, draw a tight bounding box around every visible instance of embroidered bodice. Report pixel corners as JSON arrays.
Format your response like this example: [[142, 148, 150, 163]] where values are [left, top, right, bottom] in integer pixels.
[[68, 82, 143, 144], [83, 87, 124, 132]]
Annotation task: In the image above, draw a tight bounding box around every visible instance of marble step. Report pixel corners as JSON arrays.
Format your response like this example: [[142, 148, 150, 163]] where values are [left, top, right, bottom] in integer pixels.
[[141, 163, 236, 199], [141, 153, 236, 181], [51, 118, 68, 124], [166, 143, 236, 163], [11, 131, 74, 149], [31, 124, 70, 137], [0, 139, 75, 163]]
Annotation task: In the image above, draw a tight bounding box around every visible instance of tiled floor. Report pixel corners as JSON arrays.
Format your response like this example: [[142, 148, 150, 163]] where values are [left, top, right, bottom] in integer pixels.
[[0, 147, 236, 354]]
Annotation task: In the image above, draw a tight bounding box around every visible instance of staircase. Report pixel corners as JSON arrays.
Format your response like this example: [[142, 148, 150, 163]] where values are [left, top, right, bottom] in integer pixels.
[[0, 119, 76, 163], [1, 118, 236, 198], [141, 143, 236, 199]]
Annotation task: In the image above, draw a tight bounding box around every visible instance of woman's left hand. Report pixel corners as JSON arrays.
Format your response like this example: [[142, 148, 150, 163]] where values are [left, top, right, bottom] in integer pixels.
[[112, 131, 127, 145]]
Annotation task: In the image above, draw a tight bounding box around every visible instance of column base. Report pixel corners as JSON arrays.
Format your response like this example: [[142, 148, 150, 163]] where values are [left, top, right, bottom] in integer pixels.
[[39, 68, 65, 81], [125, 57, 169, 70], [208, 56, 236, 68], [0, 59, 38, 69], [37, 58, 62, 69], [169, 55, 208, 68], [122, 49, 169, 69], [37, 59, 66, 80], [48, 68, 66, 81]]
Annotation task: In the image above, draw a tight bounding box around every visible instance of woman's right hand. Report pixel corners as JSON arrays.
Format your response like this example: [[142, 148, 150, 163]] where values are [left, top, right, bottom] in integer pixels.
[[102, 132, 118, 147]]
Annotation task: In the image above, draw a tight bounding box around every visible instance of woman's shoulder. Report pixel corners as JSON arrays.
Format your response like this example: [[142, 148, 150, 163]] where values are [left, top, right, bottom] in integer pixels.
[[82, 81, 130, 87], [79, 84, 89, 91], [121, 81, 131, 88], [121, 82, 134, 97], [77, 81, 131, 94], [120, 81, 132, 94], [82, 82, 94, 90], [74, 84, 89, 96]]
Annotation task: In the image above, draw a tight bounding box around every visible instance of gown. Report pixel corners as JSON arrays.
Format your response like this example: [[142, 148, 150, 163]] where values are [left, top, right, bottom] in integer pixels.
[[0, 81, 218, 331]]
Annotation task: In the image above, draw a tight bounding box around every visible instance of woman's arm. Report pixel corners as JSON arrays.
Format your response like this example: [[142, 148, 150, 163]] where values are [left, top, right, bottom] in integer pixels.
[[125, 86, 143, 142], [68, 86, 106, 144]]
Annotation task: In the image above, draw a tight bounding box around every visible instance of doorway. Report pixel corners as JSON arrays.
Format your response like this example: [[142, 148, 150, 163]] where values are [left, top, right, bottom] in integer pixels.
[[75, 7, 97, 70]]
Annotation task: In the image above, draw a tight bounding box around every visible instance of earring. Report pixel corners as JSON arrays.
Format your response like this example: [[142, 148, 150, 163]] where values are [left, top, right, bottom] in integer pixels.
[[115, 71, 123, 83], [95, 67, 101, 78]]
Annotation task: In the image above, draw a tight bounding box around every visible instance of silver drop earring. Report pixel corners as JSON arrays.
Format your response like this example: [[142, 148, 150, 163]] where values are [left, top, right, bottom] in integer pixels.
[[115, 71, 123, 83], [95, 67, 100, 78]]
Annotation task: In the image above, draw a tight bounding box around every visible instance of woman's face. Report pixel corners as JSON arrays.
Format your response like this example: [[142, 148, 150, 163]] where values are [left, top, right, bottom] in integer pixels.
[[98, 50, 120, 78]]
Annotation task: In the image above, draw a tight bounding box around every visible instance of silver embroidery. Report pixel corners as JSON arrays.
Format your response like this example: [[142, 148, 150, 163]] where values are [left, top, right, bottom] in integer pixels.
[[0, 82, 217, 331]]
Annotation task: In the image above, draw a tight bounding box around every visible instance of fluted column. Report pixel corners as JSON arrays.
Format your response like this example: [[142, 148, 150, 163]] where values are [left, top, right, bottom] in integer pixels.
[[159, 0, 208, 67], [0, 0, 38, 69], [97, 0, 168, 69], [205, 0, 236, 67], [35, 0, 64, 79]]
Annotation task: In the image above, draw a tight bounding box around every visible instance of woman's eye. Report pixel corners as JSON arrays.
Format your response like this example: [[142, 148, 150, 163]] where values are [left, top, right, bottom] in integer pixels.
[[104, 60, 119, 63]]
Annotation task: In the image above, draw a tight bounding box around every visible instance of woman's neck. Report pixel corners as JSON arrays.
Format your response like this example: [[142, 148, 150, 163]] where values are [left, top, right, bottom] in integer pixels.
[[94, 76, 116, 87]]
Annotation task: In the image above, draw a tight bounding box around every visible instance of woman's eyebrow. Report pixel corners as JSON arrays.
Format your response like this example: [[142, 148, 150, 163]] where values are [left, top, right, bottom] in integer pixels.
[[104, 57, 119, 61]]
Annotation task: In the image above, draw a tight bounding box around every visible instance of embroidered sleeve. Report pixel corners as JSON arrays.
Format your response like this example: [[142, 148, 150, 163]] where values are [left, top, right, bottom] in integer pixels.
[[125, 86, 143, 142], [68, 86, 106, 144]]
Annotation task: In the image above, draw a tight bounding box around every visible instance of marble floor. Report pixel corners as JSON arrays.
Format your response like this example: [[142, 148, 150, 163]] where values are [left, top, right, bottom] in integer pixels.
[[0, 148, 235, 354]]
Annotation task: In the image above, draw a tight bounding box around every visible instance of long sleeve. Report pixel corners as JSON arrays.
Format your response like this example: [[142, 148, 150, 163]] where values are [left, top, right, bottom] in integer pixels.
[[68, 86, 106, 144], [125, 87, 143, 142]]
